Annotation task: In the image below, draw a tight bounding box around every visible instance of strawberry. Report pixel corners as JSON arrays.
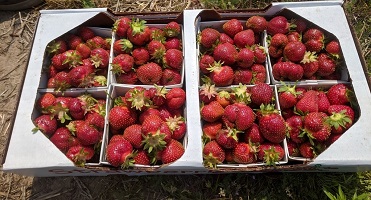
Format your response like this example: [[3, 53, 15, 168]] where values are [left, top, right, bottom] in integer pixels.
[[258, 143, 284, 166], [295, 90, 319, 114], [199, 28, 220, 48], [48, 65, 60, 78], [147, 40, 166, 62], [91, 75, 107, 87], [66, 145, 95, 166], [246, 15, 267, 33], [317, 53, 336, 77], [252, 45, 267, 64], [305, 39, 323, 53], [203, 140, 225, 167], [219, 33, 234, 44], [123, 124, 143, 149], [141, 115, 164, 135], [127, 18, 151, 46], [166, 87, 186, 109], [292, 18, 307, 33], [85, 112, 105, 131], [258, 106, 286, 143], [216, 128, 240, 149], [233, 69, 253, 85], [326, 83, 351, 105], [90, 48, 109, 69], [139, 108, 161, 124], [75, 43, 91, 59], [267, 16, 290, 35], [32, 114, 58, 137], [77, 27, 95, 42], [112, 54, 135, 74], [50, 127, 78, 153], [166, 116, 186, 140], [287, 31, 301, 42], [233, 142, 256, 164], [199, 83, 217, 104], [165, 37, 182, 50], [106, 139, 134, 168], [268, 45, 283, 58], [160, 69, 181, 86], [68, 34, 83, 50], [318, 91, 331, 113], [244, 123, 265, 144], [303, 28, 324, 42], [251, 83, 273, 106], [223, 103, 255, 131], [278, 84, 300, 110], [325, 134, 342, 146], [251, 63, 267, 84], [46, 39, 67, 55], [164, 21, 181, 38], [161, 139, 184, 164], [325, 40, 341, 58], [136, 62, 162, 84], [68, 65, 92, 88], [113, 17, 131, 38], [199, 54, 215, 74], [75, 121, 101, 146], [60, 50, 82, 68], [124, 86, 152, 111], [202, 122, 222, 141], [299, 142, 315, 158], [163, 48, 183, 70], [149, 27, 165, 42], [233, 29, 255, 49], [300, 51, 319, 78], [303, 112, 329, 138], [116, 70, 138, 84], [38, 93, 56, 114], [68, 97, 86, 120], [327, 105, 354, 134], [51, 97, 72, 123], [286, 115, 305, 144], [236, 48, 254, 68], [134, 150, 150, 165], [222, 19, 243, 38], [216, 90, 232, 108], [108, 105, 137, 131], [86, 36, 107, 49], [283, 41, 306, 62], [201, 101, 224, 122], [113, 39, 133, 55], [287, 141, 300, 157], [212, 42, 238, 66], [132, 47, 150, 65], [270, 33, 288, 48], [208, 62, 234, 87]]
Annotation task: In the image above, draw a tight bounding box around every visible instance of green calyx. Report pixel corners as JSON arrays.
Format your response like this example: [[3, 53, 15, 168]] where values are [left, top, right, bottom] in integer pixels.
[[127, 88, 152, 111], [263, 147, 280, 166], [142, 130, 167, 154], [326, 110, 352, 130], [231, 83, 251, 104], [203, 153, 222, 168], [130, 18, 147, 36]]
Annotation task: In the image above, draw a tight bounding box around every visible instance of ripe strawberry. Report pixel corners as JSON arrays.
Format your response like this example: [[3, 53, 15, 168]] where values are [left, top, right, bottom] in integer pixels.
[[259, 111, 286, 144], [223, 103, 255, 131], [305, 39, 323, 53], [222, 19, 243, 38], [287, 141, 300, 157], [299, 142, 315, 158], [318, 91, 331, 113], [327, 105, 354, 134], [108, 105, 137, 131], [278, 84, 299, 110], [141, 114, 164, 135], [303, 112, 329, 137], [268, 45, 283, 58], [161, 139, 184, 164], [46, 39, 67, 55], [116, 70, 138, 84], [233, 29, 255, 49], [326, 83, 351, 105], [139, 108, 161, 124], [199, 54, 215, 74], [258, 143, 284, 166], [325, 40, 341, 58], [32, 114, 58, 137], [50, 127, 78, 153], [317, 53, 336, 77], [66, 145, 95, 166], [75, 43, 91, 59], [51, 96, 72, 123], [68, 97, 86, 120], [203, 140, 225, 167], [216, 128, 239, 149], [38, 93, 56, 114], [123, 124, 143, 149], [283, 41, 306, 62], [236, 48, 254, 68], [86, 36, 107, 49], [286, 115, 305, 144], [300, 51, 319, 78], [295, 90, 319, 114], [252, 45, 267, 64], [287, 31, 301, 42], [216, 90, 232, 108], [219, 33, 234, 44], [166, 116, 186, 140], [106, 139, 134, 168], [251, 63, 267, 84], [199, 83, 217, 104], [149, 27, 165, 42], [246, 15, 267, 33], [112, 54, 135, 74], [48, 65, 60, 78], [160, 69, 181, 85], [164, 21, 181, 38], [303, 28, 324, 42], [132, 47, 150, 65], [113, 17, 131, 38], [68, 65, 92, 88], [90, 48, 109, 69], [202, 122, 222, 141], [251, 83, 273, 106], [165, 37, 182, 50], [233, 142, 256, 164], [60, 50, 82, 68], [77, 27, 95, 42], [293, 18, 307, 33], [68, 34, 83, 50], [85, 112, 105, 131], [212, 42, 238, 66], [267, 16, 290, 35], [201, 101, 224, 122], [163, 48, 183, 70], [208, 62, 234, 87], [270, 33, 288, 48], [284, 62, 304, 81], [113, 39, 133, 55], [147, 40, 166, 61], [199, 28, 220, 48], [75, 121, 101, 146], [244, 123, 265, 144], [166, 87, 186, 109], [233, 69, 253, 85], [124, 86, 152, 111], [134, 150, 150, 165], [127, 18, 151, 46], [136, 62, 162, 84]]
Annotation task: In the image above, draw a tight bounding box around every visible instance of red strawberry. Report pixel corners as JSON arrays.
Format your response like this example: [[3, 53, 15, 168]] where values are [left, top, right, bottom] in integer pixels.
[[202, 122, 222, 141], [201, 101, 224, 122], [257, 143, 284, 166], [199, 54, 215, 74], [60, 50, 82, 68], [251, 83, 273, 106], [160, 68, 182, 85], [38, 93, 56, 114], [283, 41, 306, 62], [318, 91, 331, 113], [50, 127, 78, 153], [149, 27, 165, 41], [208, 62, 234, 87], [132, 47, 150, 65], [268, 45, 283, 58], [90, 48, 109, 69], [216, 90, 232, 108], [258, 106, 286, 143], [203, 140, 225, 167], [166, 116, 186, 140], [108, 105, 137, 131], [212, 42, 238, 66], [139, 108, 161, 124], [136, 62, 162, 84], [222, 19, 243, 38], [112, 54, 135, 74], [106, 139, 134, 168], [77, 27, 95, 42], [295, 90, 319, 114], [85, 112, 105, 131], [161, 139, 184, 164], [287, 31, 301, 42], [164, 21, 181, 38], [32, 114, 58, 137], [246, 15, 267, 33], [51, 96, 72, 122], [287, 141, 300, 157], [48, 65, 60, 78], [46, 39, 67, 55], [267, 16, 290, 35], [236, 48, 254, 68], [86, 36, 107, 49], [116, 70, 138, 84], [163, 48, 183, 70], [327, 105, 354, 134], [326, 83, 351, 105], [233, 29, 255, 49], [305, 39, 324, 53], [223, 103, 255, 131], [141, 115, 164, 135], [304, 112, 329, 137], [113, 39, 133, 55], [300, 51, 319, 78], [113, 17, 131, 38], [124, 86, 152, 111], [164, 37, 182, 50], [127, 18, 151, 46], [199, 28, 220, 48], [68, 34, 83, 50], [286, 115, 305, 144], [270, 33, 288, 48], [123, 124, 143, 149], [251, 63, 267, 84], [303, 28, 324, 42], [244, 123, 265, 144], [134, 150, 150, 165], [147, 40, 166, 61], [166, 87, 186, 109], [66, 145, 95, 166], [233, 69, 253, 85], [219, 33, 234, 44], [75, 43, 91, 59], [293, 19, 307, 33], [233, 142, 256, 164], [68, 65, 92, 88], [75, 121, 101, 146], [317, 53, 336, 77], [325, 40, 341, 57], [299, 142, 315, 158], [252, 45, 267, 64], [216, 128, 240, 149]]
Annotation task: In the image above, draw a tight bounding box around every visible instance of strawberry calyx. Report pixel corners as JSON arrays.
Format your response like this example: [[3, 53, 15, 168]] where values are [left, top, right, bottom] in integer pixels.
[[90, 54, 104, 68], [326, 110, 352, 130], [154, 84, 168, 98], [93, 75, 107, 87], [151, 29, 166, 42], [50, 102, 71, 124], [73, 147, 90, 167], [256, 104, 279, 117], [166, 116, 185, 132], [203, 153, 223, 168], [111, 63, 125, 75], [126, 88, 152, 111], [300, 51, 318, 64], [200, 83, 218, 100], [206, 61, 223, 73], [263, 146, 281, 166], [130, 18, 147, 36], [231, 83, 251, 104], [120, 151, 136, 169], [278, 82, 301, 98], [46, 40, 63, 55], [63, 50, 82, 67], [142, 130, 168, 154], [119, 39, 133, 53]]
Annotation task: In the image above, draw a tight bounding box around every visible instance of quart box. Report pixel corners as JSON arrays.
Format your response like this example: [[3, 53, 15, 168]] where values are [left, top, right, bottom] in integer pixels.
[[2, 0, 371, 177]]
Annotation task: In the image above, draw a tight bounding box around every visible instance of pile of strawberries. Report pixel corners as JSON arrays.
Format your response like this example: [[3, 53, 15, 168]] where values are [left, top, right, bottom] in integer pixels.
[[106, 86, 186, 168], [200, 83, 287, 167], [32, 92, 106, 166], [198, 17, 268, 86], [112, 18, 183, 86], [46, 27, 111, 91], [278, 83, 355, 159], [267, 16, 342, 81]]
